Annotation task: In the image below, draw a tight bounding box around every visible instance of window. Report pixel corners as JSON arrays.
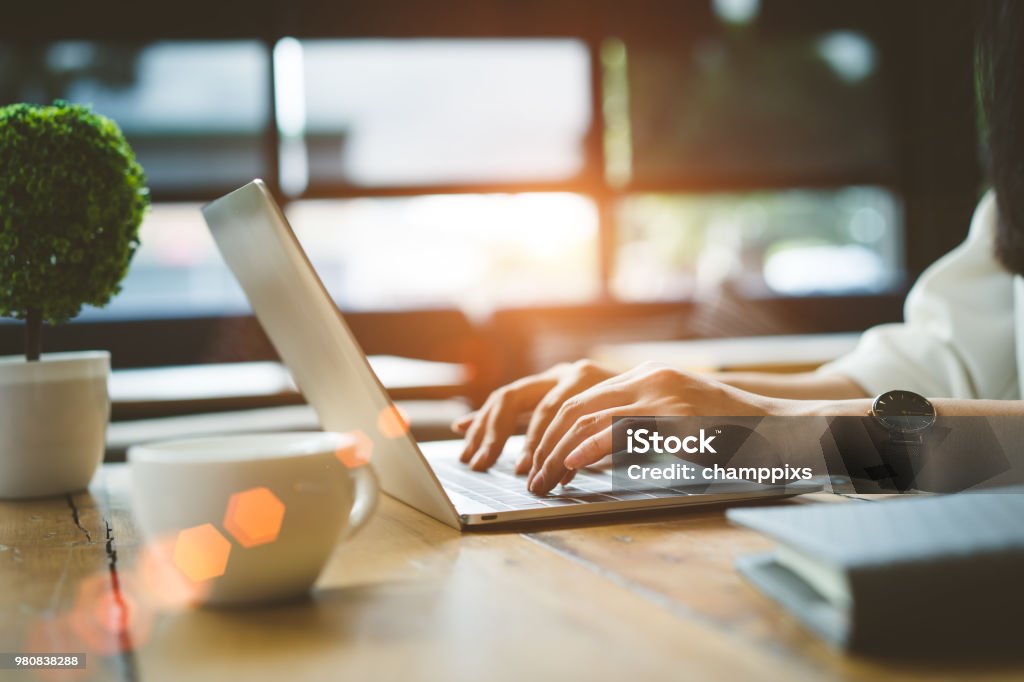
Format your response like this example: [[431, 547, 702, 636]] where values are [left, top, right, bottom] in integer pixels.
[[604, 0, 904, 299], [34, 41, 270, 193], [1, 2, 912, 325], [622, 30, 895, 185], [91, 204, 248, 320], [614, 187, 901, 301], [285, 194, 598, 314], [282, 39, 591, 192]]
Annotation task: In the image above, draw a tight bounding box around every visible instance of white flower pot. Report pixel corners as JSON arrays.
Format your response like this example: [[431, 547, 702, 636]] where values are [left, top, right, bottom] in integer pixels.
[[0, 351, 110, 499]]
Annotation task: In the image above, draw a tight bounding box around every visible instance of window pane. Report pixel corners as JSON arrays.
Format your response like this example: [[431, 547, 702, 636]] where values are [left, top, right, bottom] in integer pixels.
[[285, 194, 599, 313], [624, 9, 895, 184], [614, 187, 902, 300], [79, 204, 248, 320], [77, 194, 598, 320], [1, 41, 270, 193], [285, 39, 591, 190]]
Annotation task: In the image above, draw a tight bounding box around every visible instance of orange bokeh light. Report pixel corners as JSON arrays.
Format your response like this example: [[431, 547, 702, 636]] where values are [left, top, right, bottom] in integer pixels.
[[172, 523, 231, 583], [63, 572, 153, 657], [134, 535, 212, 609], [337, 429, 373, 468], [377, 405, 410, 439], [23, 616, 89, 682], [223, 487, 286, 548]]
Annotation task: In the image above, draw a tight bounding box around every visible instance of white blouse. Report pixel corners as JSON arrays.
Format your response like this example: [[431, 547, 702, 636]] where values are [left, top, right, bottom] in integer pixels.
[[819, 191, 1022, 400]]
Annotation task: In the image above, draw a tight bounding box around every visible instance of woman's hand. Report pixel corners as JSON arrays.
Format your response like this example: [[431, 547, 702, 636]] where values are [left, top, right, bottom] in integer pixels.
[[451, 360, 616, 473], [523, 363, 797, 495]]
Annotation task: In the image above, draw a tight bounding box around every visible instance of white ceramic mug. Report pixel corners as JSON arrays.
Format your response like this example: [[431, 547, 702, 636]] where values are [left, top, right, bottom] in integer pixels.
[[128, 431, 378, 606]]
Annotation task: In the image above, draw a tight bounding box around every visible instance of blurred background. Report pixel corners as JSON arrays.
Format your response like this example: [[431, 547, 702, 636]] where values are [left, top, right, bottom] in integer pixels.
[[0, 0, 983, 405]]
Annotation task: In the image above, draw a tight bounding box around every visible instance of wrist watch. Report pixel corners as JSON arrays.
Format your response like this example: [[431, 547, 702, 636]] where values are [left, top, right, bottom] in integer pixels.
[[865, 389, 936, 490], [869, 389, 937, 440]]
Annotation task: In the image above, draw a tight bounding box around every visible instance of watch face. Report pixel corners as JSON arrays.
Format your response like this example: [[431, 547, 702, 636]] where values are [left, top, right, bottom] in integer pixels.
[[872, 390, 936, 433]]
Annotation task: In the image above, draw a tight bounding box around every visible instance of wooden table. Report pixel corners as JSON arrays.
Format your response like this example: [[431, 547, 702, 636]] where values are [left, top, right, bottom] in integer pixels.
[[1, 467, 1019, 682]]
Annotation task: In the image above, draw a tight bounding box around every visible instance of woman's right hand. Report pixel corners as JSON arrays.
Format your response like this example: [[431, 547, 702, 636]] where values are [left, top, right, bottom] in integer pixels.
[[451, 360, 616, 474]]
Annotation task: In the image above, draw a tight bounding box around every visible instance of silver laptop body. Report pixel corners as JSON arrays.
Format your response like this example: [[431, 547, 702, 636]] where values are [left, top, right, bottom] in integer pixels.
[[202, 180, 804, 529]]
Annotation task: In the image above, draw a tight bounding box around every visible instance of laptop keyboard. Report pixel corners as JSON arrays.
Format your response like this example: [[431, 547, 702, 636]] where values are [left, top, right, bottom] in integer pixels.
[[431, 456, 687, 511]]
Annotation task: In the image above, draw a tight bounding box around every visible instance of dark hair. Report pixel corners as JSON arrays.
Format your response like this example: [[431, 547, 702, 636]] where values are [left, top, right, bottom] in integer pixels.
[[977, 0, 1024, 274]]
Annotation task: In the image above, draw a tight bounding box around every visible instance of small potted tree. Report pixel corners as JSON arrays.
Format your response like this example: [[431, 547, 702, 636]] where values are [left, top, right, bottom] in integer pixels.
[[0, 102, 148, 498]]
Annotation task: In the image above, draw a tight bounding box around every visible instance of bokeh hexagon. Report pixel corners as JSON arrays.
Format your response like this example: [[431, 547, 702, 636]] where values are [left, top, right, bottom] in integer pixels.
[[135, 534, 213, 609], [377, 405, 410, 439], [172, 523, 231, 582], [337, 429, 374, 468], [223, 486, 286, 548]]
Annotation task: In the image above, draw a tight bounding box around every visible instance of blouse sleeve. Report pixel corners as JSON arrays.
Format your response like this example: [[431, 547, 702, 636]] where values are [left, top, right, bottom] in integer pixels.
[[817, 191, 1018, 399]]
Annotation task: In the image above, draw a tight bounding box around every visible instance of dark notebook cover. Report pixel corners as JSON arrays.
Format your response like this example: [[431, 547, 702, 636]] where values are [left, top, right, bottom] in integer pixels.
[[727, 489, 1024, 657]]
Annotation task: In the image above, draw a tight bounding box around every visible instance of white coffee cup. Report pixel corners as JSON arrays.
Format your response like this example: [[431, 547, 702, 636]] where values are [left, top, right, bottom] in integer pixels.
[[128, 431, 378, 607]]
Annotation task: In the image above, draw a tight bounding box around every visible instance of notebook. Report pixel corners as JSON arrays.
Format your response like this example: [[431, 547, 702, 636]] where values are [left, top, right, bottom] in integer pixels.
[[727, 489, 1024, 657]]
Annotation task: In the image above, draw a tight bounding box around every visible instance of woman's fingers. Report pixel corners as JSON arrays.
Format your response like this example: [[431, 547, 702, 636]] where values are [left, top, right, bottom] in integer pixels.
[[458, 403, 491, 463], [459, 375, 560, 469], [563, 425, 615, 471], [519, 381, 588, 474], [520, 394, 563, 473], [531, 424, 614, 495], [527, 389, 625, 486], [514, 451, 533, 475], [517, 361, 614, 473], [534, 406, 621, 481], [524, 367, 671, 474], [450, 412, 477, 434], [468, 391, 521, 471]]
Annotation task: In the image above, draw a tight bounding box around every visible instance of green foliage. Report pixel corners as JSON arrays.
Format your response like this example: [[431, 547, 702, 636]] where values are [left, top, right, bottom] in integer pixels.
[[0, 101, 149, 324]]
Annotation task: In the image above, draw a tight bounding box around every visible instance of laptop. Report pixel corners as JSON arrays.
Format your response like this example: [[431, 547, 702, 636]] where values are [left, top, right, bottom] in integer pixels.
[[202, 180, 811, 529]]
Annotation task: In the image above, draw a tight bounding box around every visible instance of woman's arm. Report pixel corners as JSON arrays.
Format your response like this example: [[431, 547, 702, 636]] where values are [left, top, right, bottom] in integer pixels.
[[449, 363, 869, 473], [799, 396, 1024, 418], [452, 358, 1024, 494], [520, 365, 1024, 493], [708, 370, 869, 400]]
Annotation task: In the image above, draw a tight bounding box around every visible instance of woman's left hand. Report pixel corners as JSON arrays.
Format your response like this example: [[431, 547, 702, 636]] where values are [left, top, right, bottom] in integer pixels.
[[525, 363, 799, 495]]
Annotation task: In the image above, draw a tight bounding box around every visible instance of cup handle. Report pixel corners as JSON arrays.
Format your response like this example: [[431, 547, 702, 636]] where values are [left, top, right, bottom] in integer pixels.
[[339, 464, 379, 540]]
